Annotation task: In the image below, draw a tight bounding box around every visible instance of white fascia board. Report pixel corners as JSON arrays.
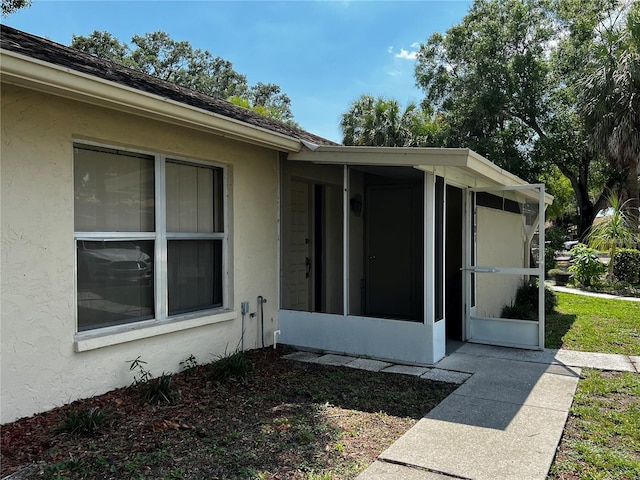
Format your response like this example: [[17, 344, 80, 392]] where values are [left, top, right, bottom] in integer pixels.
[[288, 145, 472, 166], [0, 50, 303, 153]]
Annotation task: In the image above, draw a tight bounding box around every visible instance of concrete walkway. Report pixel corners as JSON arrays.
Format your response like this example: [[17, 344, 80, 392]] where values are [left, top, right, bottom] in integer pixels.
[[284, 343, 638, 480], [550, 284, 640, 302]]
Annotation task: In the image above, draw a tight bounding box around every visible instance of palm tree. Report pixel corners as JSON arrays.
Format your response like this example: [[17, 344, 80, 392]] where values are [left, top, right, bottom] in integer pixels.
[[579, 1, 640, 228], [340, 95, 439, 147], [588, 192, 638, 276]]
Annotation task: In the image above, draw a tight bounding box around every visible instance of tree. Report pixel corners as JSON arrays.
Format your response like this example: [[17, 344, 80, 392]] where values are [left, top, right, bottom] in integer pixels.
[[340, 94, 442, 147], [71, 30, 293, 122], [414, 0, 623, 238], [568, 0, 640, 227], [71, 31, 129, 64], [588, 192, 638, 275], [1, 0, 30, 16]]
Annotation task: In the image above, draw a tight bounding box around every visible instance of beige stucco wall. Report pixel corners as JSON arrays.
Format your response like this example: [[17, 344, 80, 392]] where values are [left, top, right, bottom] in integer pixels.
[[1, 84, 280, 423], [475, 206, 525, 317]]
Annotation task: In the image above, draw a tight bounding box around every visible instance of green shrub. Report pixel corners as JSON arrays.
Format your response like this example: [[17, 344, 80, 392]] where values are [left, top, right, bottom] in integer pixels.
[[501, 303, 536, 320], [211, 348, 253, 382], [127, 356, 179, 405], [612, 248, 640, 284], [569, 244, 606, 287], [545, 246, 556, 276], [501, 279, 558, 319], [56, 406, 109, 436], [514, 279, 558, 315]]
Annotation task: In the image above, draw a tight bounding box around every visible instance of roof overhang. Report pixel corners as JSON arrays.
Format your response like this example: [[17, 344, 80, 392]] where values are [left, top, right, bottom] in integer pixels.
[[289, 145, 553, 204], [0, 49, 304, 153]]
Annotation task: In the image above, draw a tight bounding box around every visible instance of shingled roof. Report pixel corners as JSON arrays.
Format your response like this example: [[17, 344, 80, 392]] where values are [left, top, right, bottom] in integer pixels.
[[0, 24, 338, 147]]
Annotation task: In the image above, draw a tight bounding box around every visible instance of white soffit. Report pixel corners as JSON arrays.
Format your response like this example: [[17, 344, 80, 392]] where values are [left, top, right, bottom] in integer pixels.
[[288, 145, 553, 205]]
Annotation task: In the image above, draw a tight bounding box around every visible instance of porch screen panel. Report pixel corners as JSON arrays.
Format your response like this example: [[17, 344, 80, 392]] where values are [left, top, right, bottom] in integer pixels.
[[280, 161, 344, 314]]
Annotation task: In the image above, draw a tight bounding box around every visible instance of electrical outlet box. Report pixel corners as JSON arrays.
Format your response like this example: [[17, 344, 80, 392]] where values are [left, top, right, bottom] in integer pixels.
[[241, 301, 249, 314]]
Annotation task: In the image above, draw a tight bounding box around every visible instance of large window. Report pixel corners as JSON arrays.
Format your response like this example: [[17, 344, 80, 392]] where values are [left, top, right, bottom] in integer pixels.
[[74, 144, 225, 332]]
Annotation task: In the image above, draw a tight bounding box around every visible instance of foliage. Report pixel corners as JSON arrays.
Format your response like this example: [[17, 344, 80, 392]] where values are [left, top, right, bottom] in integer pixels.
[[1, 0, 30, 16], [612, 248, 640, 283], [546, 292, 640, 354], [340, 94, 443, 147], [569, 244, 606, 287], [545, 247, 556, 275], [413, 0, 634, 238], [501, 302, 536, 320], [546, 223, 571, 251], [501, 279, 557, 319], [210, 348, 253, 382], [56, 407, 109, 436], [571, 0, 640, 228], [588, 192, 639, 274], [70, 30, 294, 123], [127, 356, 179, 405], [179, 353, 198, 372]]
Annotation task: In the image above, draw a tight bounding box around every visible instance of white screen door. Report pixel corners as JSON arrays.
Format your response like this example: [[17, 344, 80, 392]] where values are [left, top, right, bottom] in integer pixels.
[[464, 184, 546, 350]]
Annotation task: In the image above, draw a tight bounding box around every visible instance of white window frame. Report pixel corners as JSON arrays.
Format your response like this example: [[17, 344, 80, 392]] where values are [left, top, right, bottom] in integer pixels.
[[73, 141, 232, 352]]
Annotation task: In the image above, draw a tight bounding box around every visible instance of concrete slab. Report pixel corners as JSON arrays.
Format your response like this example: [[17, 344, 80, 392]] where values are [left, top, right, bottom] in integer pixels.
[[357, 461, 452, 480], [554, 350, 636, 372], [346, 358, 393, 372], [452, 357, 580, 411], [432, 353, 480, 374], [630, 356, 640, 373], [311, 353, 357, 366], [282, 351, 320, 362], [420, 369, 471, 384], [381, 365, 431, 377], [454, 342, 559, 364], [380, 406, 569, 480]]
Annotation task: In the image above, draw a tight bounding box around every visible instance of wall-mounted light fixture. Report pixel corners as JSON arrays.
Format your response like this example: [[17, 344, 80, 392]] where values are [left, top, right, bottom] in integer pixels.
[[350, 194, 362, 216]]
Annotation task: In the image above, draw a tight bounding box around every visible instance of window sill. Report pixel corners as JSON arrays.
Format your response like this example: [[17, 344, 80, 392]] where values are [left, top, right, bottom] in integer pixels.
[[74, 309, 237, 352]]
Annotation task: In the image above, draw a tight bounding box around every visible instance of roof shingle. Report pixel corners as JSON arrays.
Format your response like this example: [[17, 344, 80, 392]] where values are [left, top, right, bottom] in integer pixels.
[[0, 25, 338, 147]]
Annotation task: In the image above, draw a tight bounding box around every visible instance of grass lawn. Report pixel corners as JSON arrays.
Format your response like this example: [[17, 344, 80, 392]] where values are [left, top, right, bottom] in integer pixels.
[[545, 292, 640, 355], [547, 291, 640, 479], [549, 369, 640, 480]]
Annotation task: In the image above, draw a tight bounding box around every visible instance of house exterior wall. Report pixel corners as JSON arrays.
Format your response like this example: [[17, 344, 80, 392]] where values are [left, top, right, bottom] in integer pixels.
[[1, 84, 280, 423], [475, 206, 525, 317]]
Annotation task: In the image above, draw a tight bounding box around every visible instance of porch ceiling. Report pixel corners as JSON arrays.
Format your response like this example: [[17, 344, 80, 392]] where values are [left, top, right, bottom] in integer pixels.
[[288, 145, 553, 205]]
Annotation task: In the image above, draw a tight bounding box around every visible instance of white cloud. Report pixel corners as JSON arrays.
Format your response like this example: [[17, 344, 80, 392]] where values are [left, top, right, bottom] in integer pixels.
[[396, 48, 418, 60], [388, 45, 419, 60]]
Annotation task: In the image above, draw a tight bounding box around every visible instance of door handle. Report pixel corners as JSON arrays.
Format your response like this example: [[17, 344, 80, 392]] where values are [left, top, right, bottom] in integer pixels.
[[305, 257, 311, 278]]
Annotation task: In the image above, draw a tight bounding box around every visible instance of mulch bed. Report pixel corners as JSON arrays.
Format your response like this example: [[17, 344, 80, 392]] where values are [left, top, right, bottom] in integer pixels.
[[1, 347, 456, 479]]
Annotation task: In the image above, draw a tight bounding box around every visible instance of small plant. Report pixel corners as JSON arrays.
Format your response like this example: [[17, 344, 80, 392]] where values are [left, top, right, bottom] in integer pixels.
[[501, 302, 536, 320], [211, 348, 253, 382], [569, 244, 606, 287], [180, 354, 198, 372], [127, 356, 178, 405], [56, 406, 109, 436]]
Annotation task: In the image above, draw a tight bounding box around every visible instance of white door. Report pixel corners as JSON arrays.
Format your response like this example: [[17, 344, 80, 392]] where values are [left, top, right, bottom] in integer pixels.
[[286, 180, 312, 311]]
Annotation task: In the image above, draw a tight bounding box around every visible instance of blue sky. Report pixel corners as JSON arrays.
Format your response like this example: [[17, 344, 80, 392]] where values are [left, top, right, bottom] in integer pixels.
[[3, 0, 472, 142]]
